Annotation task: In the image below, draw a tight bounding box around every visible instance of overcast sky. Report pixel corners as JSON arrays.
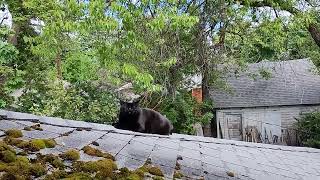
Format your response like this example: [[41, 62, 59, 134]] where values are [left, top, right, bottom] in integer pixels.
[[0, 5, 12, 28]]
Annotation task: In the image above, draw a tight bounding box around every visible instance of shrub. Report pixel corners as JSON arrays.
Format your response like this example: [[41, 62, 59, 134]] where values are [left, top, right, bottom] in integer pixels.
[[295, 112, 320, 148], [146, 91, 213, 134]]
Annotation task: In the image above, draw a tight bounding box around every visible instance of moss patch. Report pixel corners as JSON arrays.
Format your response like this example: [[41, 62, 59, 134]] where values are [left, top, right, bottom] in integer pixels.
[[148, 166, 164, 176], [60, 149, 80, 161], [42, 154, 65, 169], [82, 145, 114, 160], [44, 170, 68, 180], [173, 170, 183, 179], [64, 172, 93, 180], [5, 129, 23, 138], [153, 176, 164, 180], [30, 163, 47, 177], [30, 139, 46, 149], [73, 159, 117, 179], [0, 140, 168, 180], [4, 137, 24, 146], [10, 138, 56, 152], [1, 150, 17, 163], [43, 139, 56, 148], [0, 140, 14, 152]]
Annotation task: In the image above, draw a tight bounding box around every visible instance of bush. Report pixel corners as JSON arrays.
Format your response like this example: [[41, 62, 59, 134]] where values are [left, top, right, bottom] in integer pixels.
[[17, 81, 118, 124], [145, 91, 213, 135], [295, 112, 320, 148]]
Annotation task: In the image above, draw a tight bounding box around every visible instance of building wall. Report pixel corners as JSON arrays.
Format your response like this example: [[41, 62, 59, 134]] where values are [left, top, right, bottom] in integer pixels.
[[216, 105, 320, 145], [191, 88, 202, 103]]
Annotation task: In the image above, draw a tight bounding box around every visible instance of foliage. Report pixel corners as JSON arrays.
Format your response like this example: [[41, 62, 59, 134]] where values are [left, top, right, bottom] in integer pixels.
[[0, 40, 20, 108], [1, 0, 320, 134], [18, 81, 118, 124], [295, 112, 320, 149], [151, 91, 213, 134]]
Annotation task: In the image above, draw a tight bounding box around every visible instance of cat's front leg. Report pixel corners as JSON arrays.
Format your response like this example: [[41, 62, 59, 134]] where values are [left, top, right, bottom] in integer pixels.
[[136, 125, 145, 133]]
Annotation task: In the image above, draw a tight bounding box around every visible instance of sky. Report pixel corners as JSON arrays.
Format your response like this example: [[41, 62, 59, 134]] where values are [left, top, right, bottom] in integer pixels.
[[0, 4, 12, 28]]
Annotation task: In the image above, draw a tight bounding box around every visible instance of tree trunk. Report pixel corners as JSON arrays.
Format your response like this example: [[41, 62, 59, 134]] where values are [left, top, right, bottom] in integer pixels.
[[8, 23, 20, 46], [55, 52, 62, 80], [201, 69, 210, 101], [308, 23, 320, 48]]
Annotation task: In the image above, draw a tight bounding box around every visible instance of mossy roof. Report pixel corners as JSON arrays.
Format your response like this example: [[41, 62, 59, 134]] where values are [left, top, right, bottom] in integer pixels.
[[1, 109, 320, 179]]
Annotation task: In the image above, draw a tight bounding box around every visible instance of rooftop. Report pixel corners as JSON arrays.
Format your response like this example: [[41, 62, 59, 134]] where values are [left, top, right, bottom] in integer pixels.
[[0, 109, 320, 179], [211, 59, 320, 109]]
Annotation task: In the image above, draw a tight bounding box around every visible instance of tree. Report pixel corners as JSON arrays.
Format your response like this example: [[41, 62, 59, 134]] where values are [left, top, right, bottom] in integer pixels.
[[295, 112, 320, 148]]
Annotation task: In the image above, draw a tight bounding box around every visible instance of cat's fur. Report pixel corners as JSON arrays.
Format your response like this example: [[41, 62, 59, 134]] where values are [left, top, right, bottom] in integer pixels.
[[113, 100, 173, 135]]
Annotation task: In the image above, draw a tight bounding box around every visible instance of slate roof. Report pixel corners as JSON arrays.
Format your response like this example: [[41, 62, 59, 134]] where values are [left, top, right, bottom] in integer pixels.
[[211, 59, 320, 109], [1, 110, 320, 180]]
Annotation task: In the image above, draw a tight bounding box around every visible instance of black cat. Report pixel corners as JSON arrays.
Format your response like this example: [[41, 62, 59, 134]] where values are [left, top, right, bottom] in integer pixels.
[[113, 100, 173, 135]]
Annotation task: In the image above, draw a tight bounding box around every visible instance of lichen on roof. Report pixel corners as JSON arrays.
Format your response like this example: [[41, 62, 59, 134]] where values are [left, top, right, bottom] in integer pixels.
[[0, 132, 163, 179]]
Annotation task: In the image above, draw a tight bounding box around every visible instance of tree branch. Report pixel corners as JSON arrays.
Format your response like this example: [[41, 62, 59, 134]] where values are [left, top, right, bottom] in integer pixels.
[[239, 0, 299, 14], [308, 23, 320, 47]]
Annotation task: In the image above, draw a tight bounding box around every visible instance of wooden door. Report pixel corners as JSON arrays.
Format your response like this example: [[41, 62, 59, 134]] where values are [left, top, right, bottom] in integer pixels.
[[226, 114, 242, 141]]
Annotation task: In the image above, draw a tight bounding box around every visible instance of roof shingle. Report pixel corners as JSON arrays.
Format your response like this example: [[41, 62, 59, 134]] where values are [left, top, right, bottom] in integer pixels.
[[0, 109, 320, 179], [211, 59, 320, 108]]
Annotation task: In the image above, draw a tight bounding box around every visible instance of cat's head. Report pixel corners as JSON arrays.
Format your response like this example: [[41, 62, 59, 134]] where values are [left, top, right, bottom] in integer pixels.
[[120, 99, 140, 115]]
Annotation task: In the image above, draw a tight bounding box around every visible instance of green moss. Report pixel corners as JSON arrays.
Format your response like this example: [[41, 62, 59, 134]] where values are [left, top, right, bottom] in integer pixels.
[[73, 159, 117, 178], [5, 129, 23, 138], [133, 169, 145, 178], [173, 171, 183, 179], [14, 139, 56, 152], [64, 172, 93, 180], [0, 140, 165, 179], [16, 156, 29, 163], [1, 173, 25, 180], [23, 127, 32, 131], [1, 150, 17, 163], [0, 140, 14, 152], [5, 158, 32, 178], [137, 165, 148, 173], [53, 158, 65, 168], [44, 170, 68, 180], [82, 145, 115, 160], [30, 163, 47, 177], [4, 137, 24, 146], [30, 139, 46, 149], [126, 173, 143, 180], [147, 166, 164, 177], [60, 149, 80, 161], [17, 151, 28, 156], [43, 139, 56, 148], [153, 176, 164, 180], [43, 154, 65, 169], [0, 162, 7, 171]]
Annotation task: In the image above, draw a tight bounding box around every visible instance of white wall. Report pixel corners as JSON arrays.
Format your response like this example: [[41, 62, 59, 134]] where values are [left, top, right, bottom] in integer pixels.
[[216, 105, 320, 144]]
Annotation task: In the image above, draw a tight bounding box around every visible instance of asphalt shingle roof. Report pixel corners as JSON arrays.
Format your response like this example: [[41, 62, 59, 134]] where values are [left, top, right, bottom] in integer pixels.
[[1, 109, 320, 179], [211, 59, 320, 108]]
